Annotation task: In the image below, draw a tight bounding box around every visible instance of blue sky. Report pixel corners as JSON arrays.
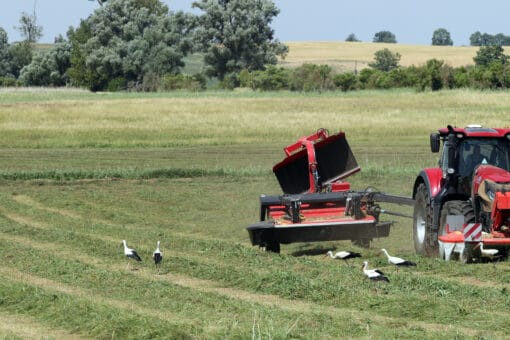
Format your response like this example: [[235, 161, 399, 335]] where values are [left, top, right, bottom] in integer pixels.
[[0, 0, 508, 46]]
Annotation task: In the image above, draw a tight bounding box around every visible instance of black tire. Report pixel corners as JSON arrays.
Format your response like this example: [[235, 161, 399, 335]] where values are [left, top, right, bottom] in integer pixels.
[[439, 200, 465, 236], [460, 243, 474, 264], [265, 241, 280, 253], [438, 200, 464, 260], [439, 200, 476, 263], [461, 202, 476, 263], [413, 183, 436, 256]]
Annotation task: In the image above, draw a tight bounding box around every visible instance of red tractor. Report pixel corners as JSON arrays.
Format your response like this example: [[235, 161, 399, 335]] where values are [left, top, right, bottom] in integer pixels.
[[413, 125, 510, 262]]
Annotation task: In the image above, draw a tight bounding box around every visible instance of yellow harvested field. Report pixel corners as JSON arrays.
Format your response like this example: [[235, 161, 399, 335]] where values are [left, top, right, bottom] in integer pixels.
[[280, 41, 482, 72]]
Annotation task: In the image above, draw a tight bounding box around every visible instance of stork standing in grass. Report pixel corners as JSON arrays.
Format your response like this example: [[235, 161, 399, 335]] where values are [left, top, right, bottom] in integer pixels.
[[362, 261, 389, 283], [153, 241, 163, 271], [479, 243, 499, 261], [122, 240, 142, 269], [326, 250, 361, 265], [381, 248, 416, 271]]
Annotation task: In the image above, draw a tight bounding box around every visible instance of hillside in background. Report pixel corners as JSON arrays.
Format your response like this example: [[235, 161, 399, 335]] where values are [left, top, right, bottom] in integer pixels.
[[280, 41, 481, 72]]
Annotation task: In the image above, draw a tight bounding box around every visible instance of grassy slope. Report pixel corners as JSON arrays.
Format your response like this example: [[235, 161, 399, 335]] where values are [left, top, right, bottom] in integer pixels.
[[1, 89, 510, 338]]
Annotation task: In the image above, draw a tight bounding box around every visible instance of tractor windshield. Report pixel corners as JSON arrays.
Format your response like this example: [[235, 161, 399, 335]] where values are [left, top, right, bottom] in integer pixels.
[[459, 138, 510, 177]]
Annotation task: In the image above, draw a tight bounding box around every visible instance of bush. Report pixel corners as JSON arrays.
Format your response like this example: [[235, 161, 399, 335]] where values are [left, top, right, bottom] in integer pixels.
[[369, 48, 401, 72], [250, 66, 290, 91], [358, 68, 377, 89], [161, 73, 206, 91], [415, 59, 454, 91], [332, 72, 357, 91], [106, 77, 127, 92], [289, 64, 335, 92], [0, 76, 19, 87]]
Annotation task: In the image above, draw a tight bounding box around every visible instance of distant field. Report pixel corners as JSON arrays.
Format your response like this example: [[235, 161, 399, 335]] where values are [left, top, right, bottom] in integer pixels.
[[2, 88, 510, 338], [281, 41, 481, 72]]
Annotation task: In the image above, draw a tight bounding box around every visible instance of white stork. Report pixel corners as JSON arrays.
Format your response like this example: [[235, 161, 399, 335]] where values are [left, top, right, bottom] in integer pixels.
[[122, 240, 142, 269], [479, 243, 499, 260], [362, 261, 389, 283], [153, 240, 163, 266], [326, 250, 361, 265], [381, 249, 416, 269]]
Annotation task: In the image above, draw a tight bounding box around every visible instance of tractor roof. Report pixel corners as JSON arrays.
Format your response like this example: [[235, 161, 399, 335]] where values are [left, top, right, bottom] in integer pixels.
[[438, 125, 510, 138]]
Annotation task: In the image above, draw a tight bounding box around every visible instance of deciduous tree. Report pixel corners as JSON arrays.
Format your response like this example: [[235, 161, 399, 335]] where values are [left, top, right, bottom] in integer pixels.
[[68, 0, 195, 91], [345, 33, 360, 42], [473, 45, 508, 66], [373, 31, 396, 43], [0, 28, 11, 77], [369, 48, 401, 71], [15, 11, 43, 43], [192, 0, 288, 81], [19, 39, 71, 86], [431, 28, 453, 46]]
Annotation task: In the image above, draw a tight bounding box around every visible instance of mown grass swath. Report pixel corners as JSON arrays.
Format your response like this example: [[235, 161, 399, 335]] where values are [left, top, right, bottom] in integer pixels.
[[1, 89, 510, 338]]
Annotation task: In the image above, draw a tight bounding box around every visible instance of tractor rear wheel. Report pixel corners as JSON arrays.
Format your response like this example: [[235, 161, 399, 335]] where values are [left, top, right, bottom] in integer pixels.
[[439, 200, 476, 263], [413, 183, 436, 256], [461, 202, 476, 263]]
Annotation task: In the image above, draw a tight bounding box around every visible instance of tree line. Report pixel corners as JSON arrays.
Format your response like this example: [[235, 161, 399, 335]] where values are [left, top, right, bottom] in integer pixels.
[[0, 0, 287, 91], [2, 0, 510, 92], [350, 29, 510, 47], [239, 45, 510, 92]]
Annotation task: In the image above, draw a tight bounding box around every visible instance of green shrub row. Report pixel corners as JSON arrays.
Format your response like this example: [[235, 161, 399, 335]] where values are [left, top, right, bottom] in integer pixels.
[[238, 60, 510, 92], [0, 76, 21, 87]]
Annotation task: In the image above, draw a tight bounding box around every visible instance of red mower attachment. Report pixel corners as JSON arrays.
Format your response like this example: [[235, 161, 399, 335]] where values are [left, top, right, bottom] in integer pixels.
[[247, 129, 413, 253]]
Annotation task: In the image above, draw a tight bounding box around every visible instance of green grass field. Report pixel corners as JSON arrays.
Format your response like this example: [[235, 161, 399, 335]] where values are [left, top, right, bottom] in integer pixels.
[[1, 87, 510, 338]]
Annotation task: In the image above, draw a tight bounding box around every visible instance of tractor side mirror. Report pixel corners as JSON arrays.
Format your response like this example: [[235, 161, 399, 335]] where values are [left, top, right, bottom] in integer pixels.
[[430, 133, 440, 153], [447, 133, 456, 174]]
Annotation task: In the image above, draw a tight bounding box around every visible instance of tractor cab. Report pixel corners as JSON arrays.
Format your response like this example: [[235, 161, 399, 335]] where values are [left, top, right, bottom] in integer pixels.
[[432, 126, 510, 196]]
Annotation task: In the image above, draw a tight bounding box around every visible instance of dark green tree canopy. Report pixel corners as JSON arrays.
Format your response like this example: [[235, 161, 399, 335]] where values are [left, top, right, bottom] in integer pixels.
[[0, 28, 10, 77], [470, 31, 510, 46], [68, 0, 195, 90], [345, 33, 360, 42], [431, 28, 453, 46], [373, 31, 397, 43], [473, 45, 509, 66], [369, 48, 401, 71], [19, 40, 71, 86], [192, 0, 288, 80]]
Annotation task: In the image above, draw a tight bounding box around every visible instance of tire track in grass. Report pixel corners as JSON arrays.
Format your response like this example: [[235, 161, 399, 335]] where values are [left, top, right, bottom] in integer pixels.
[[0, 310, 83, 339], [0, 265, 197, 330], [0, 232, 490, 338], [9, 193, 245, 247]]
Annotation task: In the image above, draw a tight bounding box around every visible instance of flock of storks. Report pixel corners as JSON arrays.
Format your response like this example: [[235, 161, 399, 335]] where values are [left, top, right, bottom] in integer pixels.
[[327, 248, 417, 283], [121, 238, 417, 284]]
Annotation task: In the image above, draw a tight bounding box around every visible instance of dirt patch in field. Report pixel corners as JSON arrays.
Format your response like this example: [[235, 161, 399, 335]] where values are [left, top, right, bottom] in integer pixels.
[[0, 310, 83, 339], [12, 194, 82, 219]]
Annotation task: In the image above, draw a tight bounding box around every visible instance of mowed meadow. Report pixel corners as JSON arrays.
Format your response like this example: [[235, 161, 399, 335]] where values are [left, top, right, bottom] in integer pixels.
[[3, 86, 510, 338]]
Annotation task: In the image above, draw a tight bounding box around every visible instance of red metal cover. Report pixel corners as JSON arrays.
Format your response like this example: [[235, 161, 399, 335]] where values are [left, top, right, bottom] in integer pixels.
[[272, 132, 360, 194]]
